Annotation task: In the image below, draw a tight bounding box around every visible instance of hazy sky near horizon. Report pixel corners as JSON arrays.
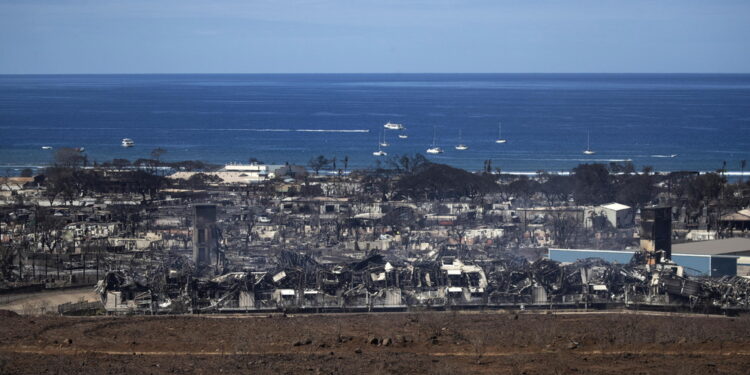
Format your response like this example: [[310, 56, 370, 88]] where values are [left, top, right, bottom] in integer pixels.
[[1, 0, 749, 74]]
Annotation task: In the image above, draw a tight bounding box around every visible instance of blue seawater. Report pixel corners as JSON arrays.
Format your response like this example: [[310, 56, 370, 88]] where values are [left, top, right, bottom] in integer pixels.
[[0, 74, 749, 173]]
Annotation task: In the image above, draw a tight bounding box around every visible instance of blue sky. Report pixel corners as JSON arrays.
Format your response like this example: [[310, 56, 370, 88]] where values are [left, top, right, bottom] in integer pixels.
[[1, 0, 749, 73]]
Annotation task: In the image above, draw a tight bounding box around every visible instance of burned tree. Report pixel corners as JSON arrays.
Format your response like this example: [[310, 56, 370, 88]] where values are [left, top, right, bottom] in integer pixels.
[[571, 163, 612, 205], [53, 147, 86, 168], [308, 155, 330, 176]]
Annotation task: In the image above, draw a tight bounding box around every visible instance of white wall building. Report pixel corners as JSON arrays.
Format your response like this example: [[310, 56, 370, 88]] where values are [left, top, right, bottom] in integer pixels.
[[585, 202, 633, 229]]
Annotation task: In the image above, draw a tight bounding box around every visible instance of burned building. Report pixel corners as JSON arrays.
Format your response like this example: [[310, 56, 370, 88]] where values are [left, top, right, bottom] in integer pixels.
[[192, 204, 222, 269], [640, 206, 672, 264]]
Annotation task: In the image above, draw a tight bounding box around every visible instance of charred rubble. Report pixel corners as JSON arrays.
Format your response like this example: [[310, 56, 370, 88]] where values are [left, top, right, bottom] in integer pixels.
[[5, 160, 750, 317], [96, 249, 750, 315]]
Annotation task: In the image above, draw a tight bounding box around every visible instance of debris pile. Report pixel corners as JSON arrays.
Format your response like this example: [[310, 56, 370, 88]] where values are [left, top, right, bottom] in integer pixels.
[[96, 251, 750, 314]]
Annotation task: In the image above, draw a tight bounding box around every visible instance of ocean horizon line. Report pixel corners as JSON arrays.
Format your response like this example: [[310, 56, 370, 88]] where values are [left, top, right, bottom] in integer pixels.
[[2, 72, 750, 76]]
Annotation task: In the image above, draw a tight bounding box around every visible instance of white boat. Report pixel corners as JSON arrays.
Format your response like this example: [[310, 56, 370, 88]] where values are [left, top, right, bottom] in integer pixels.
[[76, 147, 85, 152], [426, 127, 443, 154], [455, 129, 468, 150], [384, 121, 404, 130], [583, 131, 595, 155], [495, 122, 507, 144], [373, 132, 387, 156], [398, 134, 408, 139], [379, 130, 389, 147], [41, 146, 52, 150], [121, 138, 135, 147]]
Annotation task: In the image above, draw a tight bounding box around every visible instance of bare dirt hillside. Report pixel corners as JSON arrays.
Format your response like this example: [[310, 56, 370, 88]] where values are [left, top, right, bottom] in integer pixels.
[[1, 311, 748, 374]]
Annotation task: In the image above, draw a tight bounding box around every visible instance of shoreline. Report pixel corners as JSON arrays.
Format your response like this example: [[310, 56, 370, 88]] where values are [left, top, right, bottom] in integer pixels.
[[3, 163, 750, 177]]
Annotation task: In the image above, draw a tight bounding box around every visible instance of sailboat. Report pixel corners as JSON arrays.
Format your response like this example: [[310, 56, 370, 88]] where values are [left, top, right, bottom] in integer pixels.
[[379, 130, 389, 147], [455, 129, 468, 150], [426, 127, 443, 154], [373, 133, 387, 156], [495, 122, 507, 144], [583, 131, 596, 155]]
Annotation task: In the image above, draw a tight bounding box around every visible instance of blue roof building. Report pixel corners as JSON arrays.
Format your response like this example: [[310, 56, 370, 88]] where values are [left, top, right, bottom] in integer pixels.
[[548, 248, 737, 277]]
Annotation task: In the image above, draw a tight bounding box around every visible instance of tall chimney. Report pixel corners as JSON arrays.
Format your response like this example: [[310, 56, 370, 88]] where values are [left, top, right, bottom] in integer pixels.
[[640, 206, 672, 264], [193, 204, 218, 267]]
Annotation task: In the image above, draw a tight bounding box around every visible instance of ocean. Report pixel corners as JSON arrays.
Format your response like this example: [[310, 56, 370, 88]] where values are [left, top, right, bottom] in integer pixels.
[[1, 74, 749, 174]]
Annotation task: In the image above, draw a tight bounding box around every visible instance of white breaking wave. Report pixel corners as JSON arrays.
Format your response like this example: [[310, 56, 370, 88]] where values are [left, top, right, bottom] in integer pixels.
[[164, 128, 371, 133], [296, 129, 369, 133], [494, 171, 750, 176], [514, 158, 634, 163], [0, 165, 45, 169], [0, 126, 369, 133], [172, 128, 370, 133]]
